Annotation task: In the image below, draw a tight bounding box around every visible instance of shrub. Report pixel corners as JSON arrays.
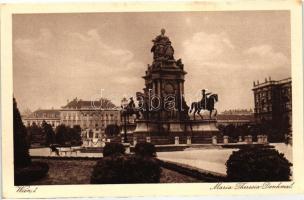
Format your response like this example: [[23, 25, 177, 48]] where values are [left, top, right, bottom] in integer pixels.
[[15, 161, 49, 185], [91, 155, 161, 184], [226, 147, 292, 182], [134, 142, 156, 157], [103, 143, 125, 157], [105, 124, 120, 136]]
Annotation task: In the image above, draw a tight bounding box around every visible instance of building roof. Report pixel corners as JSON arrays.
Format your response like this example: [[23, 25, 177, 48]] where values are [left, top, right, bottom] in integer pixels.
[[216, 114, 254, 121], [24, 109, 60, 119], [61, 98, 117, 110], [253, 77, 291, 90]]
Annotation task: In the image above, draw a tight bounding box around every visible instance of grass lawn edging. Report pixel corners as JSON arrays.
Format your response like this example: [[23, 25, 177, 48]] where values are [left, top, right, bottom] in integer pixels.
[[31, 156, 101, 160], [157, 159, 226, 182]]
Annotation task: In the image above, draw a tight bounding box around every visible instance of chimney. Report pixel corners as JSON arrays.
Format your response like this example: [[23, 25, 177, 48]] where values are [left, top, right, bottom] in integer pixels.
[[253, 81, 256, 86], [265, 77, 268, 82], [269, 76, 271, 81], [257, 80, 259, 84]]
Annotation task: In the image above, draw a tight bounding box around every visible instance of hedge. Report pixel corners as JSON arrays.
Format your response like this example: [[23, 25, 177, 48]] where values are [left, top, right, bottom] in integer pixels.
[[226, 147, 292, 182], [103, 143, 125, 157], [91, 154, 161, 184]]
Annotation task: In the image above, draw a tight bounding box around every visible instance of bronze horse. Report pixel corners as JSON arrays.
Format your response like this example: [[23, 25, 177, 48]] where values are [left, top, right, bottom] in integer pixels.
[[189, 93, 218, 119]]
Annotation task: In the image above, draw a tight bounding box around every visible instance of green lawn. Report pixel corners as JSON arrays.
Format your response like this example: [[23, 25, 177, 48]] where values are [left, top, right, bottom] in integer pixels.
[[30, 158, 200, 184]]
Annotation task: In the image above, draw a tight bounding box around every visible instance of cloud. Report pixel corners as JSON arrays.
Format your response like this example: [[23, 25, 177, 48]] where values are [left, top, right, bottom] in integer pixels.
[[182, 31, 290, 111], [244, 44, 289, 69], [14, 28, 145, 109], [14, 28, 53, 59], [183, 31, 234, 64]]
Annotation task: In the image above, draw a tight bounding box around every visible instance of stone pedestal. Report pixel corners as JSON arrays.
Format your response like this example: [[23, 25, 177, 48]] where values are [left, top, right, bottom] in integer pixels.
[[190, 119, 219, 132], [134, 120, 149, 132], [133, 136, 137, 146], [174, 136, 179, 145], [133, 119, 219, 145], [88, 139, 92, 147], [263, 135, 268, 143], [123, 143, 131, 154], [187, 136, 191, 145], [212, 136, 217, 145], [223, 136, 229, 144], [170, 122, 183, 132], [238, 136, 243, 142], [134, 119, 219, 134], [257, 135, 263, 144]]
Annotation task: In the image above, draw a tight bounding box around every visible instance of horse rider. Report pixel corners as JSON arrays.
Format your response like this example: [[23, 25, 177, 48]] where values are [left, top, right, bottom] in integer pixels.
[[202, 89, 211, 107], [128, 97, 136, 109]]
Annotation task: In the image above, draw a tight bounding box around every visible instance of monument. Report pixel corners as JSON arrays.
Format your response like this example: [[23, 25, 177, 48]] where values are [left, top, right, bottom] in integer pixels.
[[132, 29, 220, 144]]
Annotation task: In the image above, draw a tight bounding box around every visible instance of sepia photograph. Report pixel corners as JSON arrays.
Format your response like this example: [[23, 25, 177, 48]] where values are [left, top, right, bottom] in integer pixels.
[[1, 1, 303, 198]]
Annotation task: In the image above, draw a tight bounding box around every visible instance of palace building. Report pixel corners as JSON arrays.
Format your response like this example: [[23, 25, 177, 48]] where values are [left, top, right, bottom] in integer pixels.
[[22, 97, 121, 132], [60, 98, 120, 129], [252, 77, 292, 128]]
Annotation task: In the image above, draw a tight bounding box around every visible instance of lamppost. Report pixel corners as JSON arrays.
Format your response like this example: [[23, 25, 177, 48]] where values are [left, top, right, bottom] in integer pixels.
[[121, 97, 129, 143]]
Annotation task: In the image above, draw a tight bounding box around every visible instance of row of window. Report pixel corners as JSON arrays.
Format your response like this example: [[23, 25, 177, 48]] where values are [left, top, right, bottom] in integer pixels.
[[32, 113, 60, 118], [62, 114, 118, 120]]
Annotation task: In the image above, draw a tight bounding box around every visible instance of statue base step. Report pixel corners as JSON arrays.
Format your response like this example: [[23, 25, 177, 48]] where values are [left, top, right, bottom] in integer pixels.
[[134, 119, 219, 135]]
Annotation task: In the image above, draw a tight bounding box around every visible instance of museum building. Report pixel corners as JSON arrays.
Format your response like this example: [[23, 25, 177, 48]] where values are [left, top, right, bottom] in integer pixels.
[[252, 77, 292, 128]]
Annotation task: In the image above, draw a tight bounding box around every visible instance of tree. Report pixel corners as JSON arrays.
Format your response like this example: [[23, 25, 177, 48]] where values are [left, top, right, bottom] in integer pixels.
[[70, 125, 82, 146], [27, 122, 44, 145], [55, 124, 68, 145], [105, 124, 120, 137], [13, 97, 31, 168], [42, 121, 55, 145], [55, 124, 82, 146]]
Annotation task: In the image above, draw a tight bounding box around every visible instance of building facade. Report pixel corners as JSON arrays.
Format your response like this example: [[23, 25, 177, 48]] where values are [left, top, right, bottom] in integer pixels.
[[22, 98, 121, 136], [60, 98, 121, 143], [60, 98, 120, 129], [252, 77, 292, 128], [22, 109, 61, 128], [216, 114, 254, 127]]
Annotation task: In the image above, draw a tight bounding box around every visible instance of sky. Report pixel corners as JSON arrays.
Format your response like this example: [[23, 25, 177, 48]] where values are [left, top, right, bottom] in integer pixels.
[[13, 11, 291, 113]]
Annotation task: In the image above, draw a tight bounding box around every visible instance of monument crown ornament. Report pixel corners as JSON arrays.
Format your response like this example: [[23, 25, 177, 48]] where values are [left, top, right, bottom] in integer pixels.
[[151, 28, 174, 61]]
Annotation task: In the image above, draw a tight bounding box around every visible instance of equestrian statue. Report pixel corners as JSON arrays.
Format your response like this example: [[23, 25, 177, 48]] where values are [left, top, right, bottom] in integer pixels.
[[189, 89, 218, 119]]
